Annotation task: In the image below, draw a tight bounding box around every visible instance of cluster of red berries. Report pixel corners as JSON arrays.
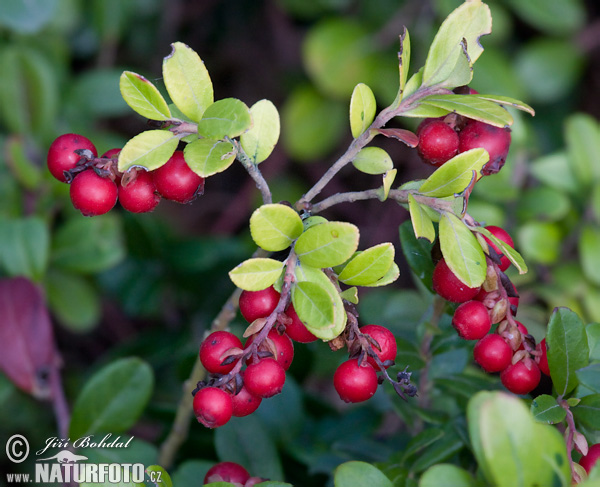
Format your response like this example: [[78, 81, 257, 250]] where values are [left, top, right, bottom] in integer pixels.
[[203, 461, 265, 486], [432, 225, 549, 395], [416, 92, 511, 175], [193, 285, 402, 428], [47, 133, 204, 216]]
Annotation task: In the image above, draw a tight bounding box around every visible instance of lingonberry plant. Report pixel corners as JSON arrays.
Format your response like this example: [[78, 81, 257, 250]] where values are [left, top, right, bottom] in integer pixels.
[[31, 1, 600, 486]]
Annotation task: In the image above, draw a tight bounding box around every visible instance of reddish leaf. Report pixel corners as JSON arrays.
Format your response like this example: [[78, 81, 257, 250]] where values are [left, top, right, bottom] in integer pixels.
[[376, 128, 419, 147], [0, 277, 59, 399]]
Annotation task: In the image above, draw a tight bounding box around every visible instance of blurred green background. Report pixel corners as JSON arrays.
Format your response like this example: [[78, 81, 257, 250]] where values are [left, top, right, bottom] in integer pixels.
[[0, 0, 599, 484]]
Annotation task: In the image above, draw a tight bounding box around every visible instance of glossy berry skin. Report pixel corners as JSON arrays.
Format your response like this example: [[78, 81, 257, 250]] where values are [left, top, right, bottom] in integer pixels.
[[199, 331, 243, 374], [458, 120, 511, 175], [334, 359, 378, 403], [193, 387, 233, 428], [452, 301, 492, 340], [537, 338, 550, 376], [244, 358, 286, 398], [119, 170, 161, 213], [579, 443, 600, 474], [245, 330, 294, 370], [285, 304, 318, 343], [152, 151, 204, 203], [239, 286, 280, 323], [484, 226, 514, 272], [47, 133, 97, 183], [432, 259, 481, 303], [231, 374, 262, 417], [473, 334, 513, 372], [417, 120, 459, 166], [500, 361, 541, 395], [360, 324, 397, 369], [101, 148, 121, 159], [70, 170, 118, 216], [204, 462, 250, 485]]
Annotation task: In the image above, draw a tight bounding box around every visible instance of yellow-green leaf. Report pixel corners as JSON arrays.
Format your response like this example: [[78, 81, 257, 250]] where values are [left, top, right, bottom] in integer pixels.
[[229, 258, 284, 291], [240, 99, 280, 164], [295, 222, 359, 268], [408, 194, 435, 243], [338, 243, 395, 286], [349, 83, 376, 138], [249, 204, 303, 252], [119, 71, 171, 121], [183, 139, 236, 177], [117, 130, 179, 172]]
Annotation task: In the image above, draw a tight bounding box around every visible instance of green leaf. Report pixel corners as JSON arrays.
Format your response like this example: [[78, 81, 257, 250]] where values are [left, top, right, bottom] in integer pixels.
[[214, 415, 283, 480], [0, 0, 58, 34], [360, 262, 400, 288], [294, 264, 346, 340], [5, 137, 41, 189], [410, 429, 464, 474], [588, 323, 600, 361], [240, 99, 280, 164], [338, 243, 395, 286], [546, 307, 589, 397], [302, 215, 328, 231], [530, 394, 566, 424], [408, 194, 435, 243], [377, 169, 397, 202], [474, 227, 528, 274], [419, 464, 474, 487], [229, 258, 284, 291], [439, 213, 486, 288], [397, 28, 411, 103], [420, 95, 513, 128], [334, 461, 392, 487], [529, 152, 578, 194], [418, 149, 488, 197], [516, 221, 562, 265], [422, 0, 492, 88], [46, 271, 100, 332], [183, 139, 236, 178], [118, 130, 179, 172], [470, 94, 535, 116], [504, 0, 585, 36], [295, 222, 359, 268], [565, 113, 600, 185], [572, 394, 600, 430], [162, 42, 213, 122], [580, 225, 600, 286], [467, 391, 570, 487], [145, 466, 172, 487], [0, 217, 49, 281], [349, 83, 376, 138], [69, 358, 154, 438], [340, 287, 359, 304], [399, 220, 435, 292], [576, 363, 600, 393], [51, 214, 124, 274], [352, 147, 393, 175], [249, 204, 303, 252], [119, 71, 171, 121], [197, 98, 251, 139], [292, 280, 335, 331]]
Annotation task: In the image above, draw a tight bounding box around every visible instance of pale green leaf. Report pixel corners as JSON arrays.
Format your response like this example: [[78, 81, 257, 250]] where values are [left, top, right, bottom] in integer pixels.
[[408, 194, 435, 243], [197, 98, 251, 140], [420, 464, 474, 487], [419, 149, 488, 197], [119, 71, 171, 121], [240, 99, 280, 164], [580, 225, 600, 286], [229, 258, 284, 291], [183, 139, 236, 177], [360, 262, 400, 288], [565, 113, 600, 185], [334, 461, 392, 487], [145, 466, 172, 487], [117, 130, 179, 172], [249, 204, 304, 252], [292, 281, 335, 331], [163, 42, 213, 122], [474, 226, 528, 274], [471, 94, 535, 116], [339, 287, 359, 304], [352, 147, 393, 175], [530, 394, 566, 424], [397, 28, 411, 103], [439, 213, 486, 288], [349, 83, 376, 138], [295, 222, 359, 268], [302, 215, 328, 231], [421, 94, 513, 128], [422, 1, 492, 88], [377, 169, 397, 202], [338, 243, 394, 286]]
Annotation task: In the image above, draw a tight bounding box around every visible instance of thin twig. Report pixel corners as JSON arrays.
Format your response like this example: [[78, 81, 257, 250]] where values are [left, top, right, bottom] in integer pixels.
[[230, 139, 273, 205]]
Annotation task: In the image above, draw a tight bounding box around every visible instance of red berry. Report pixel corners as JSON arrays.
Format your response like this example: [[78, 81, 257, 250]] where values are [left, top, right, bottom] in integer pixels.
[[239, 286, 280, 323], [70, 169, 118, 216], [334, 359, 378, 403], [579, 443, 600, 474], [484, 225, 514, 272], [119, 170, 161, 213], [458, 120, 511, 175], [231, 372, 262, 417], [417, 120, 459, 166], [284, 304, 318, 343], [416, 117, 443, 136], [47, 133, 97, 183], [473, 334, 512, 372], [193, 387, 233, 428], [360, 324, 397, 370], [244, 358, 286, 398], [452, 300, 492, 340], [537, 338, 550, 376], [245, 330, 294, 371], [500, 361, 541, 395], [204, 462, 250, 485], [152, 151, 204, 203], [101, 148, 121, 159], [432, 259, 481, 303], [199, 331, 243, 375]]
